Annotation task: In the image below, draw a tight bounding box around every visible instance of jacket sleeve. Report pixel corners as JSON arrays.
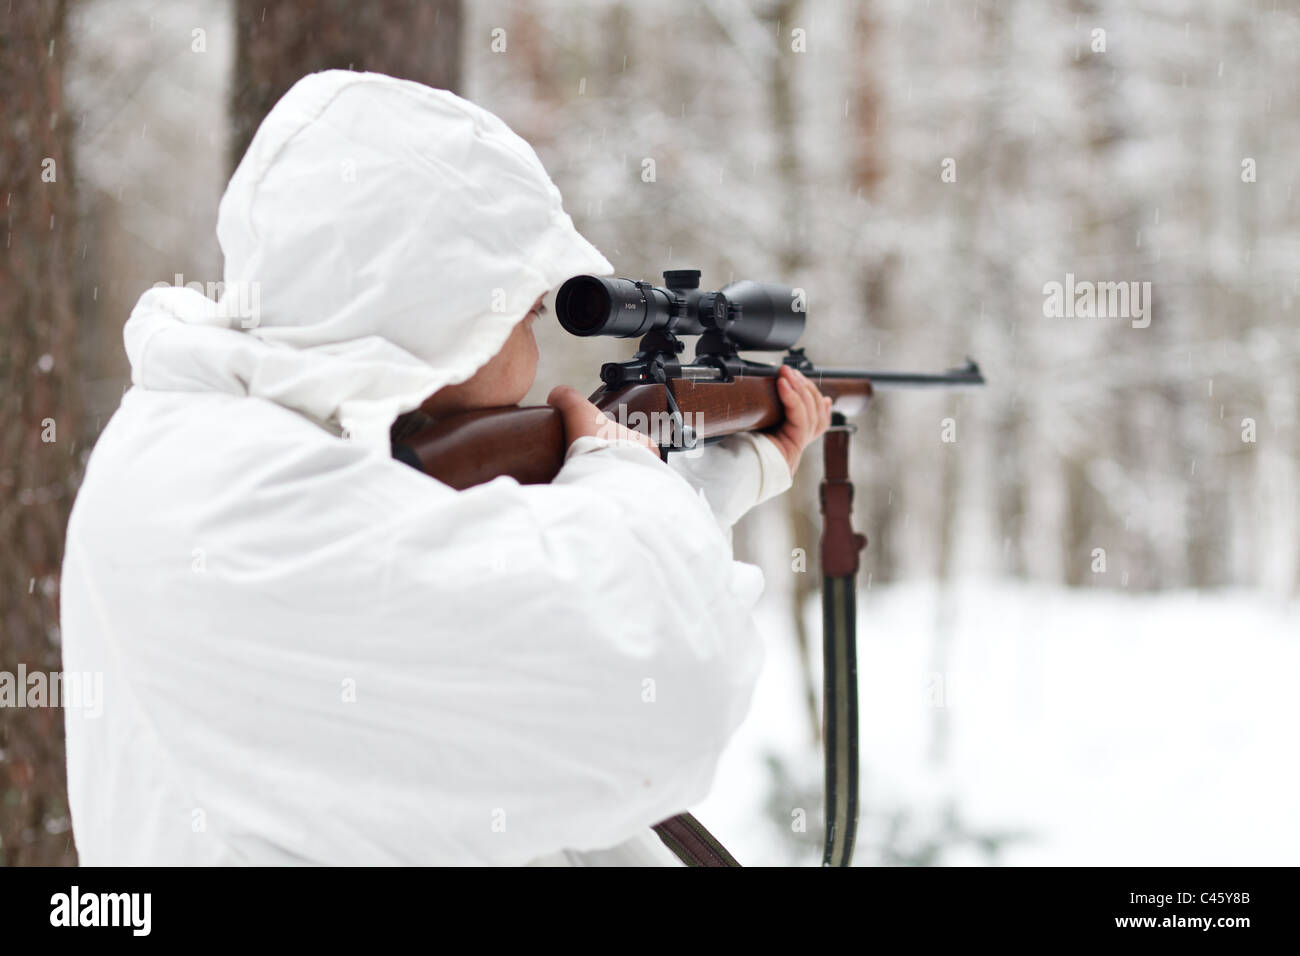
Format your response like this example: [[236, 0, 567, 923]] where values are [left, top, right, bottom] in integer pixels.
[[664, 432, 793, 529], [118, 435, 767, 865]]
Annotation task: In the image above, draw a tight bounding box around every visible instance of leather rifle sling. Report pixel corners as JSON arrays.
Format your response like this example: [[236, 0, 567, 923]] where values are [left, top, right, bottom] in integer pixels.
[[653, 413, 866, 867], [818, 413, 866, 866], [652, 813, 741, 867]]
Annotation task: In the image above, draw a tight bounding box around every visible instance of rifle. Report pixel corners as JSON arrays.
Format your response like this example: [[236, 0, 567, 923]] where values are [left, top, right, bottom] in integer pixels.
[[391, 269, 985, 867]]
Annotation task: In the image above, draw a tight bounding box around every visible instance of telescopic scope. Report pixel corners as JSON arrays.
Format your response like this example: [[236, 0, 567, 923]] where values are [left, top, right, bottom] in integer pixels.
[[555, 269, 805, 351]]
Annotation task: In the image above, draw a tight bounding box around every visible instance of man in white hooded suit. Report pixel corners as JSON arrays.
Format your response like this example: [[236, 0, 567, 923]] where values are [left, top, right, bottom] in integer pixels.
[[61, 71, 833, 866]]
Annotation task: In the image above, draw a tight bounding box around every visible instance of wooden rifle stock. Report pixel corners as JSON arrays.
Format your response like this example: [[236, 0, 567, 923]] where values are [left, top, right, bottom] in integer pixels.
[[396, 373, 876, 490]]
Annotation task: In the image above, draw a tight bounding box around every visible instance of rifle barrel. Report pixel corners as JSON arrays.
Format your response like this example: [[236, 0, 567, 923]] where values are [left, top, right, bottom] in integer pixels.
[[619, 358, 985, 389], [814, 359, 985, 388]]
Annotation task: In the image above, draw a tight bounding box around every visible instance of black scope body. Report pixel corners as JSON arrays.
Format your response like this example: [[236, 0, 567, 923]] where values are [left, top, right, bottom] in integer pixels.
[[555, 269, 805, 351]]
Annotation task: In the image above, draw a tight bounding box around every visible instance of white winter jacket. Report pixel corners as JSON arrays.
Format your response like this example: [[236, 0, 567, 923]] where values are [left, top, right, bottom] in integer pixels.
[[61, 70, 790, 866]]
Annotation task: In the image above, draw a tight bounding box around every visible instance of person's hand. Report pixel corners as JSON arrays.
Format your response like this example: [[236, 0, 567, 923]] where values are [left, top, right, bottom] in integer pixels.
[[547, 385, 659, 457], [763, 365, 833, 476]]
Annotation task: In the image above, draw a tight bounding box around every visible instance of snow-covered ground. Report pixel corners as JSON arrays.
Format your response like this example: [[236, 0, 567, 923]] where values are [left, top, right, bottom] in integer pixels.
[[693, 579, 1300, 866]]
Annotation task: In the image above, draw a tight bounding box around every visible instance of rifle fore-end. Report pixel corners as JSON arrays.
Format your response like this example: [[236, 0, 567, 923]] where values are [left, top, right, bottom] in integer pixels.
[[398, 374, 874, 491]]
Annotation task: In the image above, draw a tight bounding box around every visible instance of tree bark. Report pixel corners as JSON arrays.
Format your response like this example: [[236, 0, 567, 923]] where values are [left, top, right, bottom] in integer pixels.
[[230, 0, 463, 174], [761, 0, 823, 747], [0, 0, 82, 866]]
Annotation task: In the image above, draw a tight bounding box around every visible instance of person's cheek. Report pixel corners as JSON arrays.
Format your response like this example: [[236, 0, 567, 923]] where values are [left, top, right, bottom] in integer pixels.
[[515, 323, 539, 400], [526, 322, 539, 368]]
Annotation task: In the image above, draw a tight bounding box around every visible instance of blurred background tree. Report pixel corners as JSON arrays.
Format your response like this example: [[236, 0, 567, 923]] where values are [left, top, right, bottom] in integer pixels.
[[229, 0, 461, 173], [0, 0, 82, 866]]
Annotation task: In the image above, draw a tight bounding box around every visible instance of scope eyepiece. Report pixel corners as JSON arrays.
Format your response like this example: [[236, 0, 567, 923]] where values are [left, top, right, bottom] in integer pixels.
[[555, 270, 805, 351]]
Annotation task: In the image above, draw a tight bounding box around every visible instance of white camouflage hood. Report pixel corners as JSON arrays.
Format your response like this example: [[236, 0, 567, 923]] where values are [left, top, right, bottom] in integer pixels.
[[123, 70, 613, 450]]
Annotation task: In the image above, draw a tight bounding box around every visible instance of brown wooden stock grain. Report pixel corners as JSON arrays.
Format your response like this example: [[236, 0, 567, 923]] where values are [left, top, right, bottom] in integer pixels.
[[401, 372, 874, 490]]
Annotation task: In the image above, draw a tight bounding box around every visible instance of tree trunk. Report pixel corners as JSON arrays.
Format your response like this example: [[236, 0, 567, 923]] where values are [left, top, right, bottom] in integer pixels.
[[762, 0, 823, 746], [230, 0, 463, 174], [0, 0, 82, 866]]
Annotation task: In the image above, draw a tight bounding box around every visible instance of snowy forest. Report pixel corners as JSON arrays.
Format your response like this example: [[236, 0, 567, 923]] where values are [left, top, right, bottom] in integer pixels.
[[2, 0, 1297, 866]]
